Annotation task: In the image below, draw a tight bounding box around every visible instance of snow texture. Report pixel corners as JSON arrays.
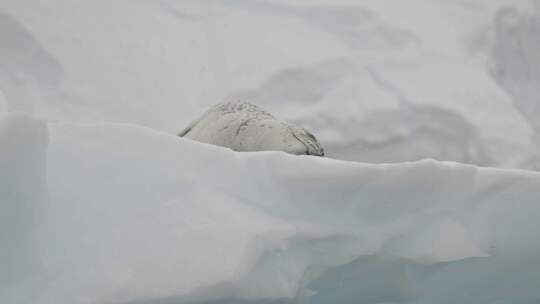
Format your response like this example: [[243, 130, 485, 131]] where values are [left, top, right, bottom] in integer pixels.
[[1, 0, 540, 303], [1, 118, 540, 303], [0, 90, 7, 113], [0, 0, 538, 168], [0, 113, 48, 299]]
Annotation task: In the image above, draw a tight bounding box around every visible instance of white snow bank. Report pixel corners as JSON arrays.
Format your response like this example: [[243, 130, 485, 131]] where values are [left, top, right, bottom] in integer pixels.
[[2, 120, 539, 303], [490, 3, 540, 169], [1, 0, 538, 169]]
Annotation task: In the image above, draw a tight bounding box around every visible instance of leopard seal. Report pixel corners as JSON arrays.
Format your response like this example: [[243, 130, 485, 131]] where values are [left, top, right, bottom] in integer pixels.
[[179, 101, 324, 156]]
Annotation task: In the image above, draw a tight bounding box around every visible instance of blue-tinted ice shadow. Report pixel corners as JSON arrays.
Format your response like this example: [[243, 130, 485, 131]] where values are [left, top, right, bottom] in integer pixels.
[[122, 252, 540, 304]]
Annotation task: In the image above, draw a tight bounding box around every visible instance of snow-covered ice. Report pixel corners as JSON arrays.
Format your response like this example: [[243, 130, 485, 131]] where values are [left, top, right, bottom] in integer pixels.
[[0, 113, 48, 299], [0, 91, 7, 113], [1, 0, 540, 168], [1, 0, 540, 303], [1, 116, 540, 303]]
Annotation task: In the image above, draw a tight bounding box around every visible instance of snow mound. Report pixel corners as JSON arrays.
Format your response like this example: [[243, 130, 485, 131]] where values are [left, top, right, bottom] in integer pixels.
[[0, 0, 538, 169], [490, 3, 540, 169], [2, 119, 540, 303]]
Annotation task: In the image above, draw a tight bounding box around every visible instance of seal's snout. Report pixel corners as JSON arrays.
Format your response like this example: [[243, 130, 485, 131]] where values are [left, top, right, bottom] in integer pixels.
[[291, 127, 325, 157], [307, 148, 324, 157]]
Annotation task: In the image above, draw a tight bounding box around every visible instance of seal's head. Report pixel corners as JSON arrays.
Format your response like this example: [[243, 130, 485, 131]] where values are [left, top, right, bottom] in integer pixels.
[[290, 127, 324, 156], [240, 119, 324, 156]]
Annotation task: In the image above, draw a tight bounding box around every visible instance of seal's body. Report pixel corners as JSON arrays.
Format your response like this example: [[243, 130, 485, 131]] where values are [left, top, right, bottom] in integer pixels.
[[179, 101, 324, 156]]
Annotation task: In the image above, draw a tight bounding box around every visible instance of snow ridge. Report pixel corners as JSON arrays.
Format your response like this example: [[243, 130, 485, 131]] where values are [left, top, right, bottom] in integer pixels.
[[1, 116, 539, 303]]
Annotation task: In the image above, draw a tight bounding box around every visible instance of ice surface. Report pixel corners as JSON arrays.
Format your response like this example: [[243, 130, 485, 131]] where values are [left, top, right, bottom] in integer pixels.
[[0, 113, 48, 299], [1, 1, 540, 303], [0, 90, 7, 113], [1, 120, 539, 303]]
